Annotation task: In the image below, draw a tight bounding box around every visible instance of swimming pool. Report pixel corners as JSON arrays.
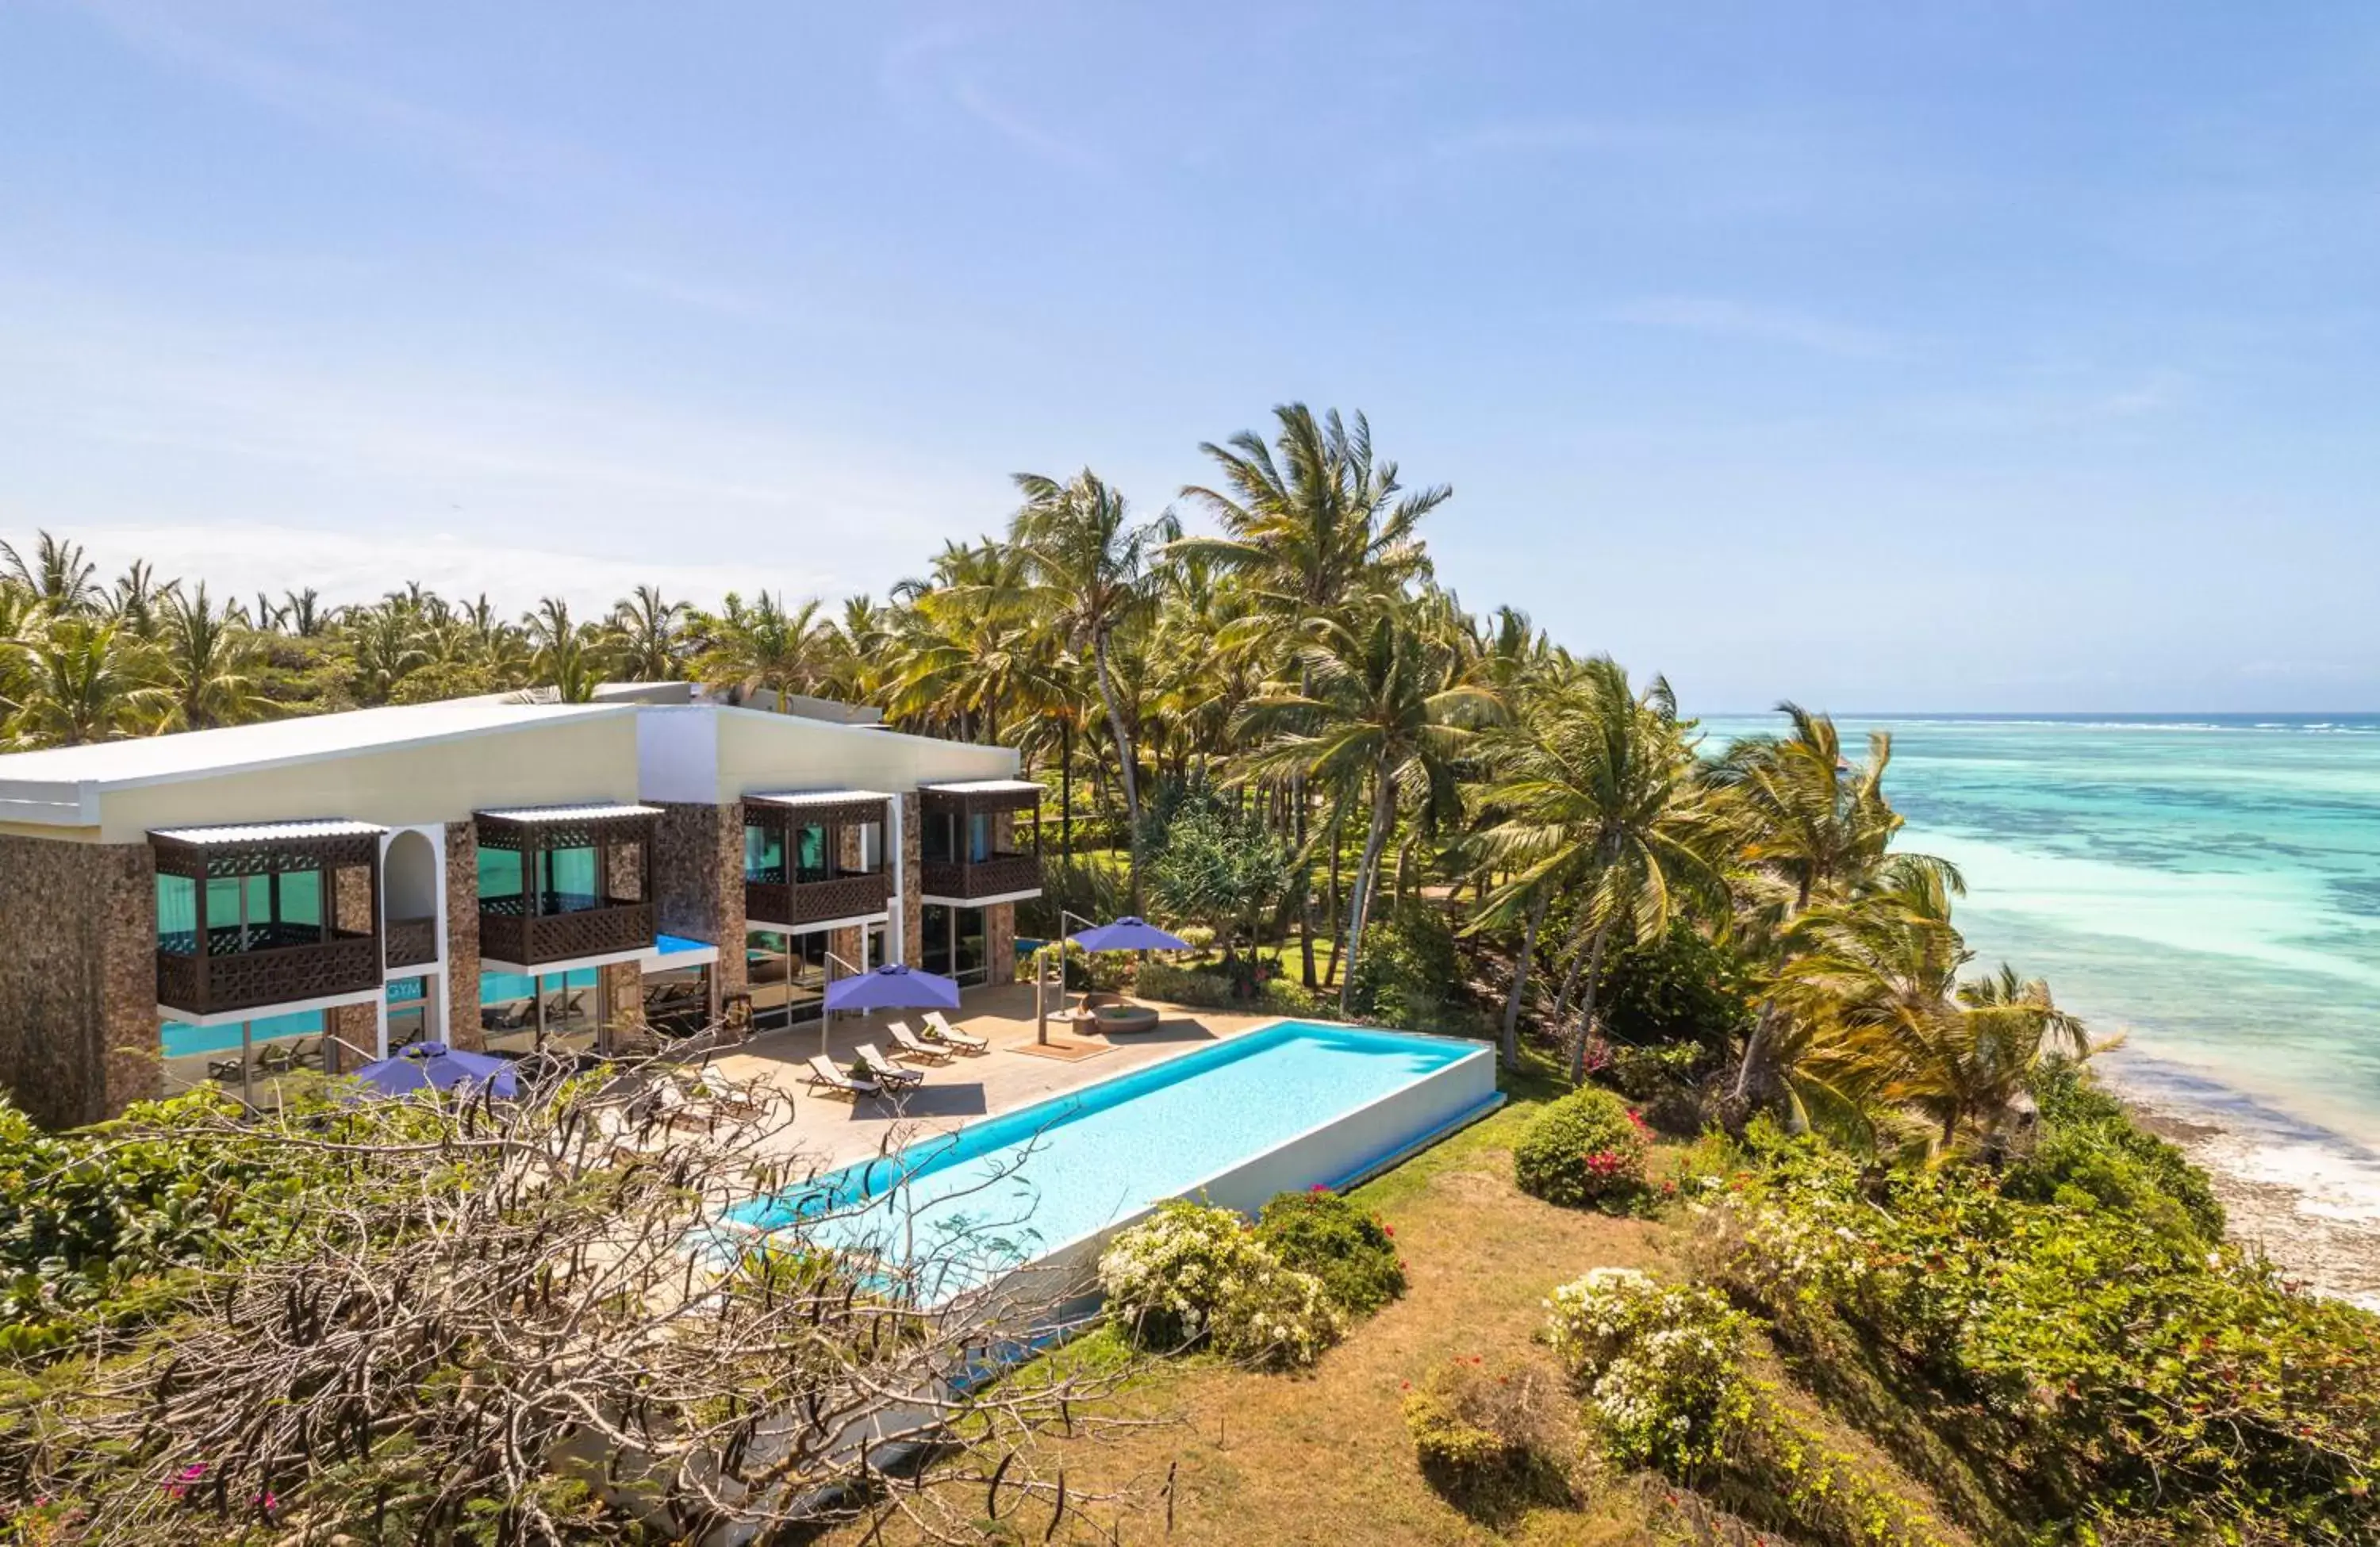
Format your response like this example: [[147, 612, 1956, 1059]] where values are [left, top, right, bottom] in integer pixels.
[[735, 1020, 1500, 1301]]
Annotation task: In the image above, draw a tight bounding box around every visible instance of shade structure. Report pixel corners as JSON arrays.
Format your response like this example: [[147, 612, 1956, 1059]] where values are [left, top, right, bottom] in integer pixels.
[[822, 963, 962, 1014], [1067, 916, 1191, 953], [353, 1041, 518, 1100]]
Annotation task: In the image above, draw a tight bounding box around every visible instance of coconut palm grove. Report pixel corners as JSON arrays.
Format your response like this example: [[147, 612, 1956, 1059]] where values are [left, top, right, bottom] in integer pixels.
[[1, 406, 2375, 1545]]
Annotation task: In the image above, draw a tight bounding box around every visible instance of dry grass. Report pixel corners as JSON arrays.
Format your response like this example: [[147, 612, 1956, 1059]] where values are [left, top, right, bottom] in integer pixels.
[[821, 1094, 1676, 1545]]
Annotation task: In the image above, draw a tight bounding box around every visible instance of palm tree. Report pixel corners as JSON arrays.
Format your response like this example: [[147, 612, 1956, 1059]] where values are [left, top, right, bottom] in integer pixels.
[[1776, 862, 2086, 1149], [1240, 607, 1498, 1014], [612, 585, 685, 681], [524, 597, 616, 703], [6, 616, 166, 746], [1472, 657, 1729, 1081], [282, 588, 329, 638], [157, 584, 259, 731], [696, 592, 835, 709], [346, 603, 433, 706], [1179, 405, 1449, 985], [1712, 704, 1925, 1107], [109, 561, 179, 640], [1, 531, 102, 615], [1008, 470, 1175, 904]]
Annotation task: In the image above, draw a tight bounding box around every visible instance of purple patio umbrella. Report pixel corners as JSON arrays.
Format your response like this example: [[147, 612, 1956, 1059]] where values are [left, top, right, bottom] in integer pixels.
[[1066, 916, 1191, 952], [822, 962, 962, 1014], [353, 1041, 518, 1100], [820, 962, 963, 1058]]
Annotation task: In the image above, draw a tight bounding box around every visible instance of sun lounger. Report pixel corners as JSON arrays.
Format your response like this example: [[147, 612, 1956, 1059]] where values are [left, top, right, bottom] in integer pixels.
[[922, 1012, 988, 1051], [207, 1057, 244, 1084], [805, 1054, 881, 1099], [886, 1022, 953, 1062], [854, 1043, 924, 1088]]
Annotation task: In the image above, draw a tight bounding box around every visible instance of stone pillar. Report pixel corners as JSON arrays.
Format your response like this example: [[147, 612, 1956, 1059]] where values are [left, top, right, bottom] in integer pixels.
[[986, 902, 1017, 988], [326, 1000, 378, 1071], [607, 840, 643, 902], [652, 803, 745, 997], [0, 834, 158, 1127], [332, 864, 374, 933], [443, 820, 484, 1052], [601, 960, 644, 1040], [899, 793, 924, 968]]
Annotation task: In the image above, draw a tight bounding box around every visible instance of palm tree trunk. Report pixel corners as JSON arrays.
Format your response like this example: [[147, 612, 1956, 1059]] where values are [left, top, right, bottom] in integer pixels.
[[1294, 779, 1318, 990], [1092, 632, 1142, 908], [1338, 773, 1398, 1017], [1566, 923, 1613, 1084], [1322, 807, 1345, 991], [1500, 893, 1547, 1069], [1060, 718, 1075, 865]]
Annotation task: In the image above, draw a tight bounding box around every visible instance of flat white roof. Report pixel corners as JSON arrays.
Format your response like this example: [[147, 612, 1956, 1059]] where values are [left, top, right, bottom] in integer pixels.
[[150, 818, 386, 844], [474, 802, 662, 823], [920, 778, 1045, 796], [746, 789, 894, 807], [0, 699, 631, 792]]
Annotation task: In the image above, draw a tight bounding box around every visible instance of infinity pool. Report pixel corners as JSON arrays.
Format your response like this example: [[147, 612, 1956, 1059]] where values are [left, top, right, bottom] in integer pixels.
[[735, 1020, 1499, 1299]]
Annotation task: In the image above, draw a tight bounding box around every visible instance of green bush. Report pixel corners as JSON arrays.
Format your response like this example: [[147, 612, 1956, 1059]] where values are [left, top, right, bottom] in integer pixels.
[[1595, 920, 1753, 1052], [1254, 1188, 1406, 1317], [1402, 1353, 1569, 1501], [1513, 1086, 1653, 1210], [2002, 1059, 2225, 1245], [1096, 1200, 1344, 1369], [1702, 1142, 2380, 1541], [1135, 959, 1328, 1018], [1347, 900, 1468, 1030]]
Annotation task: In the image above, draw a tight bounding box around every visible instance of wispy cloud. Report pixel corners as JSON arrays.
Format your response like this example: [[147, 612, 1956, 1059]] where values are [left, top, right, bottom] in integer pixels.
[[879, 19, 1108, 175], [1607, 296, 1902, 360]]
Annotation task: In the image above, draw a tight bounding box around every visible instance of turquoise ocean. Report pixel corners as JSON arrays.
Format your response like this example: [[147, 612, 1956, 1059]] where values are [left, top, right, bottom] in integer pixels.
[[1699, 712, 2380, 1231]]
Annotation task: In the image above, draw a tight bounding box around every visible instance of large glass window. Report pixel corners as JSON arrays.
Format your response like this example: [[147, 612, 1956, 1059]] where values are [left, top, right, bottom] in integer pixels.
[[744, 823, 785, 883], [161, 866, 332, 953], [478, 848, 524, 904], [967, 812, 995, 863], [540, 846, 599, 911], [478, 966, 597, 1055], [794, 823, 829, 883], [746, 929, 790, 1030], [159, 1008, 326, 1111], [643, 964, 710, 1038], [921, 811, 957, 865], [923, 905, 988, 987], [386, 976, 429, 1053]]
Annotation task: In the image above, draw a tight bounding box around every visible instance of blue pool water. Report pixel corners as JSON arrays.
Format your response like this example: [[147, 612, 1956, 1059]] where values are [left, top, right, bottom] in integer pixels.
[[735, 1021, 1490, 1293]]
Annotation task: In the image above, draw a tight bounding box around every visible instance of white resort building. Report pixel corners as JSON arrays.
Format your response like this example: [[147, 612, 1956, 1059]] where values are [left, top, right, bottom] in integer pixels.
[[0, 686, 1045, 1127]]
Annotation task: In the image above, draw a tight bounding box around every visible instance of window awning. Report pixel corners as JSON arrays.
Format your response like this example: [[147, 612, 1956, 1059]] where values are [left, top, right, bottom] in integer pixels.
[[745, 789, 893, 807], [150, 818, 386, 845], [473, 803, 662, 823], [743, 789, 892, 827], [919, 778, 1043, 814]]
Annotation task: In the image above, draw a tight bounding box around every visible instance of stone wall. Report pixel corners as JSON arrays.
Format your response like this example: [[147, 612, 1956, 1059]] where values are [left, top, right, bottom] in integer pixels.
[[651, 803, 744, 996], [600, 960, 644, 1045], [326, 1000, 378, 1073], [332, 863, 374, 934], [606, 839, 643, 902], [442, 820, 483, 1051], [0, 833, 159, 1127], [899, 793, 923, 968], [986, 902, 1017, 988]]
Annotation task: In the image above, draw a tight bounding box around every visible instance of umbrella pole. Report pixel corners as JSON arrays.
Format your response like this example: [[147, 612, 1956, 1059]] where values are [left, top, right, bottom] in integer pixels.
[[1036, 949, 1048, 1046]]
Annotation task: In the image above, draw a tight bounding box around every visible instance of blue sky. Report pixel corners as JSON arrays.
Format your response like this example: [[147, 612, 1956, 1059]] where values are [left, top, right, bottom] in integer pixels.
[[2, 2, 2375, 712]]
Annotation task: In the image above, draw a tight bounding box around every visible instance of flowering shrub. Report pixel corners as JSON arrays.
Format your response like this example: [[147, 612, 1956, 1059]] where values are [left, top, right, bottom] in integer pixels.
[[1096, 1200, 1345, 1369], [1545, 1267, 1755, 1475], [1253, 1188, 1406, 1317], [1513, 1087, 1652, 1210], [1401, 1353, 1569, 1499]]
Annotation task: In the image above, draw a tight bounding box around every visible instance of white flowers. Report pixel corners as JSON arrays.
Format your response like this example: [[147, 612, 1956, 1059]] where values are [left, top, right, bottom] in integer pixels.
[[1545, 1267, 1754, 1473], [1098, 1201, 1344, 1369]]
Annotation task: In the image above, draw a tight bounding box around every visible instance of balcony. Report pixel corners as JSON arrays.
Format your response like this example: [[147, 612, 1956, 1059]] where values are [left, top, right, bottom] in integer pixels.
[[745, 869, 892, 929], [150, 818, 386, 1019], [920, 852, 1042, 903], [384, 916, 438, 970], [478, 896, 656, 969], [155, 924, 383, 1019]]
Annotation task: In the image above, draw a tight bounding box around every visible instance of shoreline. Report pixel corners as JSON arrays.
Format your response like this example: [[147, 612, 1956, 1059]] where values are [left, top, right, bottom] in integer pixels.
[[2103, 1051, 2380, 1312]]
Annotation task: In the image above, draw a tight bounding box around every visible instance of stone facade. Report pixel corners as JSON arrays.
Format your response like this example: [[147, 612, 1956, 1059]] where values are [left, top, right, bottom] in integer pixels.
[[899, 793, 923, 968], [332, 863, 375, 934], [326, 1000, 378, 1073], [606, 839, 643, 903], [600, 960, 644, 1041], [986, 902, 1017, 988], [0, 833, 159, 1127], [442, 820, 483, 1052], [651, 802, 744, 996]]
